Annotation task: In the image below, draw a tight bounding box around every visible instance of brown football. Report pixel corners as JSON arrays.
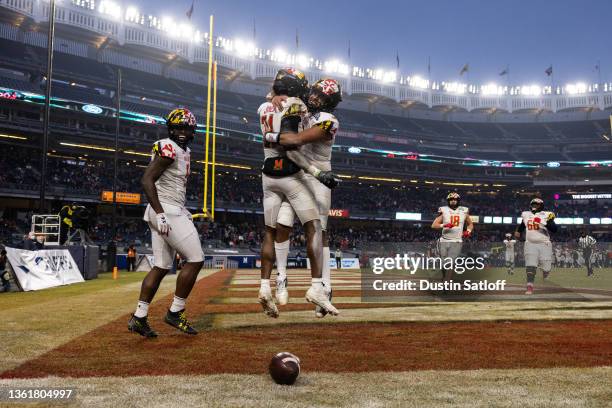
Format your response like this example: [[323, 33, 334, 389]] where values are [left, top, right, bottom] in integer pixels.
[[269, 352, 301, 385]]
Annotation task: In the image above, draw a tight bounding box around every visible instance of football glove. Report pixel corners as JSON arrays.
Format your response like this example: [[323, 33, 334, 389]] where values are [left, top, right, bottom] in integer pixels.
[[547, 212, 555, 221], [443, 223, 454, 229], [462, 230, 472, 239], [317, 171, 341, 189], [155, 212, 171, 236]]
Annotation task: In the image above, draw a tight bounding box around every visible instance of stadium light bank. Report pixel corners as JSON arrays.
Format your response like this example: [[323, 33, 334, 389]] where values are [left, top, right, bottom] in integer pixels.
[[66, 1, 608, 96]]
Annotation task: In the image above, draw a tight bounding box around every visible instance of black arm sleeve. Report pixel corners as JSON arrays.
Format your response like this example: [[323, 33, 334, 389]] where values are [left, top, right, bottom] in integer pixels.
[[546, 219, 557, 233], [516, 221, 526, 233], [280, 115, 300, 134]]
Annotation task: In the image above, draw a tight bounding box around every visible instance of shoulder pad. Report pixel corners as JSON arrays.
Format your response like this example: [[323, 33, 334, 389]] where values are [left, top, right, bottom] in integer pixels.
[[257, 102, 274, 116], [153, 139, 177, 160], [282, 97, 307, 117], [311, 112, 339, 135]]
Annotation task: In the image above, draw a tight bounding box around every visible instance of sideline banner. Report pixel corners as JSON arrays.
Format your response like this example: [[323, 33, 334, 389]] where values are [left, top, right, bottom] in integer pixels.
[[5, 247, 84, 291]]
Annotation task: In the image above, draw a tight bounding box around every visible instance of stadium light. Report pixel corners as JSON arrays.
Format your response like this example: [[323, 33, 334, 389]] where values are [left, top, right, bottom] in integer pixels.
[[0, 133, 27, 140], [296, 54, 310, 69], [520, 84, 542, 96], [481, 83, 504, 96], [408, 76, 429, 89], [125, 6, 140, 23], [98, 0, 121, 20], [442, 81, 466, 94], [234, 39, 256, 58], [60, 142, 115, 152], [565, 82, 587, 95]]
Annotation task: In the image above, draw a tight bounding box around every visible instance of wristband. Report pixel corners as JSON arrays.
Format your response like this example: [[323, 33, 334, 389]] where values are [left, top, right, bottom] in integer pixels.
[[307, 165, 321, 178], [264, 132, 279, 143]]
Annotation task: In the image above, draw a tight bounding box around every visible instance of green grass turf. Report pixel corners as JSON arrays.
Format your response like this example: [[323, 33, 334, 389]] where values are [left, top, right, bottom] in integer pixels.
[[0, 271, 148, 311]]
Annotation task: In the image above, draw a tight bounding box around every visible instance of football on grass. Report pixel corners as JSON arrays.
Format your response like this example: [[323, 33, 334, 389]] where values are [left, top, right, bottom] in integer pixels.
[[269, 352, 301, 385]]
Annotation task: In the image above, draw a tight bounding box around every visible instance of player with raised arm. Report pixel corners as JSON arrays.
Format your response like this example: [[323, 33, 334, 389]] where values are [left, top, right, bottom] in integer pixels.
[[431, 192, 473, 282], [257, 69, 339, 319], [503, 233, 516, 275], [128, 108, 204, 338], [267, 78, 342, 317], [515, 198, 557, 295]]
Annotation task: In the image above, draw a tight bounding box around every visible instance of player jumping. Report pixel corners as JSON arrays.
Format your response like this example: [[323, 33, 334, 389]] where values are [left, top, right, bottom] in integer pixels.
[[257, 69, 339, 318], [128, 108, 204, 337], [268, 78, 343, 318], [431, 192, 473, 282], [503, 233, 516, 275], [515, 198, 557, 295]]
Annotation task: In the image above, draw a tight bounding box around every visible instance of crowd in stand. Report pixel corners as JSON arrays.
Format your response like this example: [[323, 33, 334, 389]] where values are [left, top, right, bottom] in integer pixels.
[[1, 146, 610, 219]]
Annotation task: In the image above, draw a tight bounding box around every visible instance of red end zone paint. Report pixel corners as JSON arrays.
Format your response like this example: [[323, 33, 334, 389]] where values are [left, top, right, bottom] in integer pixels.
[[1, 267, 611, 379]]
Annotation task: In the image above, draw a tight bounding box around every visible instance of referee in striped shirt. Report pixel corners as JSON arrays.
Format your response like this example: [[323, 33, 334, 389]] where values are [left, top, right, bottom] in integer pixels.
[[578, 230, 597, 276]]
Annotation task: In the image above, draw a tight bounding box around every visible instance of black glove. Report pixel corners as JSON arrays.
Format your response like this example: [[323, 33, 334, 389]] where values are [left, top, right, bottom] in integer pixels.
[[317, 171, 340, 189]]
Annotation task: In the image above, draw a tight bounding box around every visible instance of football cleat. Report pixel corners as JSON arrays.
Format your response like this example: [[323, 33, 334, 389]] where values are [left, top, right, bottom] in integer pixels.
[[543, 271, 550, 279], [164, 309, 198, 335], [315, 287, 333, 318], [306, 285, 339, 316], [259, 287, 279, 318], [525, 286, 534, 295], [128, 315, 158, 338], [275, 277, 289, 306]]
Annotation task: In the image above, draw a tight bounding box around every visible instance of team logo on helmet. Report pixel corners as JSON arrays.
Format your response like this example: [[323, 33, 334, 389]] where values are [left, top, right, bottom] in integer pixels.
[[317, 79, 341, 96], [281, 68, 305, 80], [447, 192, 460, 201], [166, 108, 196, 128]]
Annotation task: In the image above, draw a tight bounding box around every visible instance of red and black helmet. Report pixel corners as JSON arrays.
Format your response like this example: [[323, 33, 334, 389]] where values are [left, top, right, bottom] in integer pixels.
[[306, 78, 342, 113], [272, 68, 309, 98]]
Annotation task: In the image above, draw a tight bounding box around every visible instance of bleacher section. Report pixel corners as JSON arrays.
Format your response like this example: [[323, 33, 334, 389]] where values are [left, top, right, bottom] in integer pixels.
[[0, 36, 609, 163]]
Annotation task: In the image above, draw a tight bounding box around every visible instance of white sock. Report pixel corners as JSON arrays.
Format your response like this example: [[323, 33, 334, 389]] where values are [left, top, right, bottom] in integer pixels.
[[322, 246, 331, 289], [260, 279, 271, 291], [134, 301, 149, 318], [169, 295, 186, 313], [311, 278, 324, 288], [274, 240, 290, 282]]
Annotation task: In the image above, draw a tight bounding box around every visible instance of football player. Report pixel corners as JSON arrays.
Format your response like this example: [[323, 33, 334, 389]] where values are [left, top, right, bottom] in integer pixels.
[[267, 78, 342, 318], [128, 108, 204, 337], [431, 192, 473, 281], [503, 233, 516, 275], [258, 69, 339, 318], [515, 198, 557, 294]]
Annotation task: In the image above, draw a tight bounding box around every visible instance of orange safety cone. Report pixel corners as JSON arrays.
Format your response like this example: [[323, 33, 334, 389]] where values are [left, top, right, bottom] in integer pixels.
[[113, 266, 118, 280]]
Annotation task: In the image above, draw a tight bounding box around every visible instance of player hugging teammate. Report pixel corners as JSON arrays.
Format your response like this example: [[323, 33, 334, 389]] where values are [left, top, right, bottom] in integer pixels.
[[515, 198, 557, 295], [257, 68, 342, 318]]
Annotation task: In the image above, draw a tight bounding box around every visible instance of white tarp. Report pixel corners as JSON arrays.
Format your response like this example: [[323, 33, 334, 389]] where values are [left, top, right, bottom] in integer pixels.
[[135, 255, 155, 271], [5, 247, 84, 291]]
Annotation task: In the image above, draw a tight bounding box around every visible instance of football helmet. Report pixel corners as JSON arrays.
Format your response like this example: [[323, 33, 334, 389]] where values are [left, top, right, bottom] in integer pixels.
[[306, 78, 342, 113], [530, 198, 544, 213], [446, 192, 460, 209], [166, 108, 196, 149], [272, 68, 309, 98]]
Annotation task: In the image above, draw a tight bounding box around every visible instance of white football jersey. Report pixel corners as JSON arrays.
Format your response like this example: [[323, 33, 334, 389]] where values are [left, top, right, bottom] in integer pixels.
[[300, 111, 339, 171], [521, 210, 554, 244], [149, 138, 190, 208], [438, 206, 469, 242], [257, 97, 307, 160], [503, 239, 516, 254]]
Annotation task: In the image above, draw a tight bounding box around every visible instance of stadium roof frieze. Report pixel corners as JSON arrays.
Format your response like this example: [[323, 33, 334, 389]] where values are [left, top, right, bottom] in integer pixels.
[[2, 1, 612, 114]]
